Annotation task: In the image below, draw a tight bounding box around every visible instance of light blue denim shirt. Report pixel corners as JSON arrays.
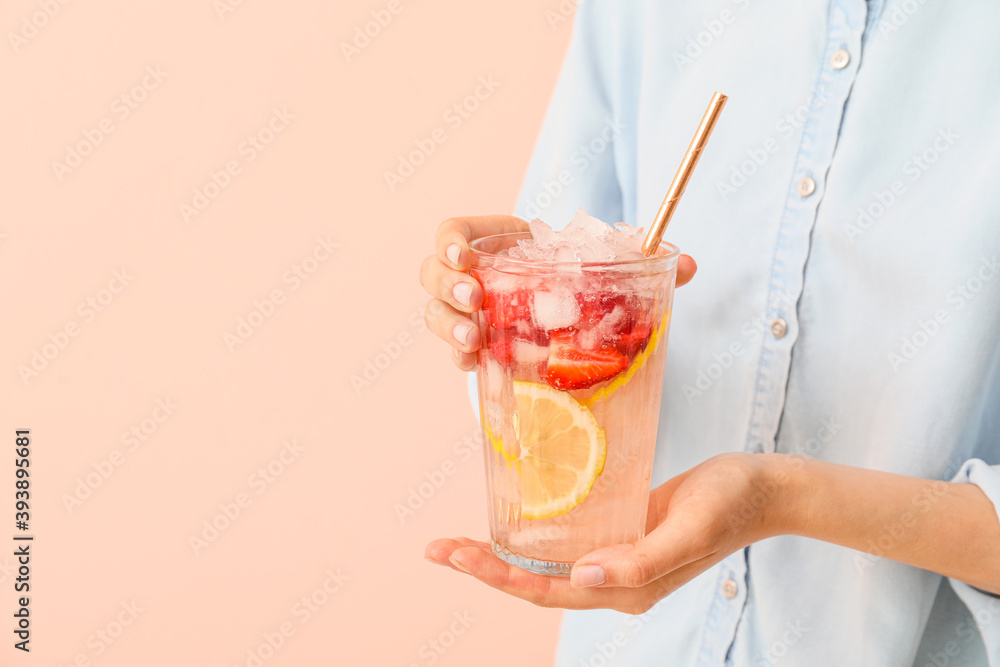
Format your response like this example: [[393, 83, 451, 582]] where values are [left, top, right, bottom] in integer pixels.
[[470, 0, 1000, 664]]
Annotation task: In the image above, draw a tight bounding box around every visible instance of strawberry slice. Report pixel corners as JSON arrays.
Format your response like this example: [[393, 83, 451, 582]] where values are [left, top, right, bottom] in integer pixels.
[[487, 337, 515, 366], [482, 289, 532, 330], [616, 321, 653, 357], [546, 333, 628, 390]]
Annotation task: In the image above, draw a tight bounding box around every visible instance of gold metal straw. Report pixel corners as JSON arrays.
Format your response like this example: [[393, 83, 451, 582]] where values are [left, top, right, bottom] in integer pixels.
[[641, 91, 728, 256]]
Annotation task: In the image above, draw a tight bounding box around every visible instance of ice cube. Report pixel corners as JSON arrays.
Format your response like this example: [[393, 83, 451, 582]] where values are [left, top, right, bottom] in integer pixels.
[[483, 271, 518, 295], [567, 208, 612, 238], [613, 221, 642, 236], [577, 234, 616, 262], [531, 287, 581, 330], [513, 340, 548, 365], [483, 358, 508, 401], [577, 304, 627, 350], [528, 218, 557, 246], [553, 243, 578, 263]]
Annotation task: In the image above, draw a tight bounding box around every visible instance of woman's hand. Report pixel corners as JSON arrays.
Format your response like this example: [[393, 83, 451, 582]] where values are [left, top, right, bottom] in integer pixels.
[[419, 215, 698, 371], [428, 451, 1000, 609], [425, 453, 790, 614]]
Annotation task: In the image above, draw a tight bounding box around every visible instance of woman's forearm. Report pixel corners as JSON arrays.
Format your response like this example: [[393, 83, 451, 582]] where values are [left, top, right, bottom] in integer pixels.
[[765, 453, 1000, 594]]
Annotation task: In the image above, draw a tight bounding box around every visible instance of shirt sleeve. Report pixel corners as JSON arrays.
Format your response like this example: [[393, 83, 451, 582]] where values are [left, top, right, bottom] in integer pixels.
[[512, 1, 626, 229], [948, 458, 1000, 662]]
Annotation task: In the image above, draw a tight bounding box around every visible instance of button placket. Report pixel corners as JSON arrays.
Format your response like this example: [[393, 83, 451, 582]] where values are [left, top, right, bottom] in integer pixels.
[[742, 0, 869, 457]]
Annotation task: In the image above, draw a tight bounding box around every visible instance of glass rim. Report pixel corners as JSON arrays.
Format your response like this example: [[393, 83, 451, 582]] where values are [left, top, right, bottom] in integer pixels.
[[468, 231, 680, 270]]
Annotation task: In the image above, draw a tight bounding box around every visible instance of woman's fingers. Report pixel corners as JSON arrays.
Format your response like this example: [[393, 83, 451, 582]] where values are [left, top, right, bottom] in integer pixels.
[[435, 215, 529, 271], [419, 256, 483, 314], [443, 543, 637, 611], [451, 348, 477, 371], [424, 299, 481, 355], [572, 506, 716, 590], [676, 254, 697, 287], [426, 539, 676, 614]]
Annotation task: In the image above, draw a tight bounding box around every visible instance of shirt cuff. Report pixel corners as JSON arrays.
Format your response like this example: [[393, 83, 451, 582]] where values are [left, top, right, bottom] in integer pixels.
[[947, 459, 1000, 662]]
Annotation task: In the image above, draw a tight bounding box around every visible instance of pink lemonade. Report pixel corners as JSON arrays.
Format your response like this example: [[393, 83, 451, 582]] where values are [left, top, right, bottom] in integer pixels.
[[469, 215, 678, 575]]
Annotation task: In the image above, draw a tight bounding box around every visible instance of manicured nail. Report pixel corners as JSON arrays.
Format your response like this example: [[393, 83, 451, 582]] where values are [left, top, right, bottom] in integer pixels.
[[446, 244, 461, 267], [449, 554, 471, 574], [453, 282, 473, 307], [425, 557, 450, 567], [571, 564, 606, 588], [453, 323, 473, 345]]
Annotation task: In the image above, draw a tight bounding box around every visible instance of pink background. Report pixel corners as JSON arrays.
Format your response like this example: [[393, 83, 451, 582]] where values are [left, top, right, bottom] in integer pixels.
[[1, 0, 573, 664]]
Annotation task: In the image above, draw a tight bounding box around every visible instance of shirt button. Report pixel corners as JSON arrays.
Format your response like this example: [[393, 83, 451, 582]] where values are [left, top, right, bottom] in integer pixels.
[[831, 49, 851, 70], [722, 579, 738, 599], [771, 318, 788, 339], [797, 176, 816, 197]]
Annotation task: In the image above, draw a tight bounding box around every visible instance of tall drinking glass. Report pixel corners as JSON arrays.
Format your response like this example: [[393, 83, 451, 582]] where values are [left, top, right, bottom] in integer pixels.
[[469, 232, 679, 575]]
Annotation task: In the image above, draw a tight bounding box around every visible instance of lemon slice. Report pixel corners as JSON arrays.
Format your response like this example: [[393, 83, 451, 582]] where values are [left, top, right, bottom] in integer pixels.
[[584, 311, 671, 407], [483, 416, 520, 463], [512, 381, 607, 520]]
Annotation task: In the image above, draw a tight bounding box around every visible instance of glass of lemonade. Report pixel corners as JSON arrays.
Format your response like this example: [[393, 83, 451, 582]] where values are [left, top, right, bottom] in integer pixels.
[[469, 221, 679, 576]]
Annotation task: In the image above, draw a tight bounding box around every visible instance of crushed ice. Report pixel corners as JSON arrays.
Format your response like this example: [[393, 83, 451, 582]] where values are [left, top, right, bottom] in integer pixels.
[[507, 208, 646, 262]]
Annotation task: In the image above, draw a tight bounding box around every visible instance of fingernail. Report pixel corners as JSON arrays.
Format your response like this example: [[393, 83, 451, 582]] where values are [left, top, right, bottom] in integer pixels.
[[453, 282, 473, 307], [446, 244, 461, 267], [571, 564, 606, 588], [425, 557, 450, 568], [449, 554, 471, 574], [453, 323, 473, 345]]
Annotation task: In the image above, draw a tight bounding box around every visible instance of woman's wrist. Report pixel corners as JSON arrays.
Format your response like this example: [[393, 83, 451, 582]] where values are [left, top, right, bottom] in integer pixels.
[[756, 452, 814, 539]]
